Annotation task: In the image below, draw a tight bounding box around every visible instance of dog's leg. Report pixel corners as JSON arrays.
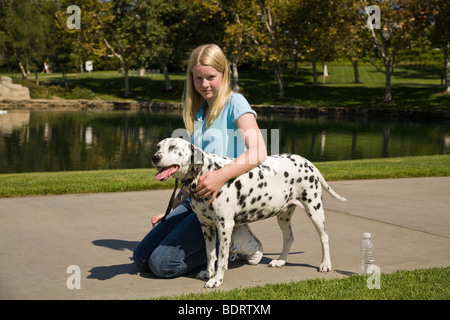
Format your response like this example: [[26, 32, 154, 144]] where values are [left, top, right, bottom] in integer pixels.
[[204, 219, 234, 288], [304, 204, 331, 272], [196, 223, 217, 281], [269, 206, 295, 268]]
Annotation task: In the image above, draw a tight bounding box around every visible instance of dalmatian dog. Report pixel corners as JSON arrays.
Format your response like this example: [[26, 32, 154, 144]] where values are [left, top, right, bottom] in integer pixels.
[[152, 138, 347, 288]]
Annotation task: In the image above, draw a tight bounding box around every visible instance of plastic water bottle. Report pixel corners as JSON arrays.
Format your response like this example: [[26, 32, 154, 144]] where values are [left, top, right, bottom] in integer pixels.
[[359, 233, 374, 275]]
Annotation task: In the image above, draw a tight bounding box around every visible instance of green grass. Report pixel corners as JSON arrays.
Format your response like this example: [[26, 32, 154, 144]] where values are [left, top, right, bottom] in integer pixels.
[[155, 267, 450, 300], [6, 64, 449, 110], [0, 168, 171, 197], [0, 155, 448, 197]]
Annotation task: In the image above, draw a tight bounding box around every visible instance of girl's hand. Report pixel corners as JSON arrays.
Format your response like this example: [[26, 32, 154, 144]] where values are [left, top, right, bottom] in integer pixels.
[[151, 213, 165, 227], [196, 170, 227, 205]]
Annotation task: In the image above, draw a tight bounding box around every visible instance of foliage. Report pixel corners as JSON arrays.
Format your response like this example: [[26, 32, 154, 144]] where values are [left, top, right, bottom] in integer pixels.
[[0, 0, 448, 101]]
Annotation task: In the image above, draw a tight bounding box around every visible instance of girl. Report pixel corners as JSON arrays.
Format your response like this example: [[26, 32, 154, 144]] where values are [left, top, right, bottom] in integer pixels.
[[133, 44, 267, 278]]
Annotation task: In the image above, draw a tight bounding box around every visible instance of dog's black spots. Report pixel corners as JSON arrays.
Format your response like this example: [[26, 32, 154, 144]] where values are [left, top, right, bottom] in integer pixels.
[[301, 190, 308, 201], [297, 177, 302, 183], [261, 202, 266, 206], [284, 171, 289, 178], [249, 172, 253, 179], [235, 180, 242, 190], [258, 171, 264, 180], [314, 192, 318, 198], [239, 195, 247, 206], [268, 196, 272, 200], [290, 178, 294, 185], [168, 145, 177, 152], [213, 162, 221, 170], [226, 178, 236, 188], [308, 199, 312, 203], [222, 231, 226, 235], [226, 197, 229, 202], [178, 152, 182, 157], [258, 182, 264, 189], [191, 183, 197, 189], [216, 190, 222, 198], [304, 175, 308, 181], [251, 197, 257, 205], [257, 195, 262, 201], [309, 175, 315, 183], [314, 203, 321, 210], [249, 208, 258, 214]]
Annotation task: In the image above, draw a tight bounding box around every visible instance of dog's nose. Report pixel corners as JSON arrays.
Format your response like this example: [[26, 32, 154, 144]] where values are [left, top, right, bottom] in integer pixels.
[[152, 154, 161, 163]]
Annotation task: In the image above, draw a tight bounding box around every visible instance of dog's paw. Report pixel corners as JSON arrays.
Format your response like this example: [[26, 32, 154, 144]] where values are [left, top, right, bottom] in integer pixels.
[[196, 270, 210, 280], [268, 259, 286, 268], [204, 277, 223, 288], [319, 262, 331, 272]]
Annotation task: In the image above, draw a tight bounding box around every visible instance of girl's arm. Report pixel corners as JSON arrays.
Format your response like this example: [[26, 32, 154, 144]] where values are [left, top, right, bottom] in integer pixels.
[[196, 113, 267, 204]]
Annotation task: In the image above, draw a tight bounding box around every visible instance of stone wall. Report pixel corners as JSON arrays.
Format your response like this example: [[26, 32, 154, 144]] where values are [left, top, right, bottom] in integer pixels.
[[0, 76, 30, 100]]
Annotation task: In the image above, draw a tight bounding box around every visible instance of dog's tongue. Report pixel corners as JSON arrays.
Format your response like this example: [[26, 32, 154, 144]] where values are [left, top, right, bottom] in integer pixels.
[[154, 165, 178, 181]]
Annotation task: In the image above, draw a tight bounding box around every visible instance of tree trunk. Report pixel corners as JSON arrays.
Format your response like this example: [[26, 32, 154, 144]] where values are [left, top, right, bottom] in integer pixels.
[[18, 62, 27, 80], [232, 63, 240, 92], [384, 60, 392, 102], [275, 62, 284, 100], [161, 62, 172, 91], [312, 59, 318, 86], [444, 41, 450, 93], [350, 57, 361, 83], [123, 67, 130, 97]]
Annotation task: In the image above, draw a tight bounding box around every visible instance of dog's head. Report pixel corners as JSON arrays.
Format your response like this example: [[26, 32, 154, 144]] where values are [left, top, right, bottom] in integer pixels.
[[152, 138, 202, 182]]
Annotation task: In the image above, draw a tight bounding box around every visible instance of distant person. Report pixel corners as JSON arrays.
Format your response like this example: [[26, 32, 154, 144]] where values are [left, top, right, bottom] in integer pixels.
[[42, 62, 49, 74]]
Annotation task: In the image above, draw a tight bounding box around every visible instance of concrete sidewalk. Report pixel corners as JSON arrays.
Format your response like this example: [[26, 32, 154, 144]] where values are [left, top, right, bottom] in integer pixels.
[[0, 177, 449, 300]]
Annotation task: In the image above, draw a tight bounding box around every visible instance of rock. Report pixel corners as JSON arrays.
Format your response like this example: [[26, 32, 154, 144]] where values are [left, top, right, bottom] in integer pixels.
[[0, 76, 30, 100]]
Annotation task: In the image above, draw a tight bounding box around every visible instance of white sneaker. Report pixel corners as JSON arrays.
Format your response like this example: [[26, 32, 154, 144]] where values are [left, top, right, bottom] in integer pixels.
[[229, 225, 263, 265]]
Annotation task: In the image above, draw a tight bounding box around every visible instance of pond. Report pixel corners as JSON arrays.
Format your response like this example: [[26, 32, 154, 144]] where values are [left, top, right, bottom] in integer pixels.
[[0, 109, 448, 174]]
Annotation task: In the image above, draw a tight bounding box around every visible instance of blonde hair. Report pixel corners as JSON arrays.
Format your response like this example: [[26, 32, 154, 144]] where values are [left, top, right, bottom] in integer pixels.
[[183, 44, 232, 134]]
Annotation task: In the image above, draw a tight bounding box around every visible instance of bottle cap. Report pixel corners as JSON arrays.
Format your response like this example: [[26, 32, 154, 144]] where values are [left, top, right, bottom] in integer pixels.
[[364, 232, 371, 239]]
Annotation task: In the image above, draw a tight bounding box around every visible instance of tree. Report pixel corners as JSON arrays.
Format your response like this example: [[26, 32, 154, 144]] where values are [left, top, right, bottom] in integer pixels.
[[252, 0, 291, 99], [360, 0, 431, 102], [288, 0, 342, 86], [0, 0, 57, 81], [55, 0, 112, 74], [431, 0, 450, 92]]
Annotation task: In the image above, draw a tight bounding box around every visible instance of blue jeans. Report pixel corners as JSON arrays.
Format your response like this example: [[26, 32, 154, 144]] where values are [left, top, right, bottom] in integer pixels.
[[133, 200, 207, 278]]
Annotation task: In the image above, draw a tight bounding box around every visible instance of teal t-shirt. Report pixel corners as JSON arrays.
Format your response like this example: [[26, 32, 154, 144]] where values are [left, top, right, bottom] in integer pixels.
[[191, 93, 257, 158]]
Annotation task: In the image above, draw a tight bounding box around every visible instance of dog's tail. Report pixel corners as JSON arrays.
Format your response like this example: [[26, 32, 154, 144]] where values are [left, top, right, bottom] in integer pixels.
[[314, 165, 347, 202]]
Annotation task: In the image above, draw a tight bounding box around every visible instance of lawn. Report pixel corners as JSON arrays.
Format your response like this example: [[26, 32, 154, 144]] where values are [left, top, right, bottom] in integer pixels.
[[6, 64, 449, 110], [156, 267, 450, 300], [0, 154, 448, 197]]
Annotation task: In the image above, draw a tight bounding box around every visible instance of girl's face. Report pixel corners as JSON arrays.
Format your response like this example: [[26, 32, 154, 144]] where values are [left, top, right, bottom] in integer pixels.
[[192, 64, 223, 106]]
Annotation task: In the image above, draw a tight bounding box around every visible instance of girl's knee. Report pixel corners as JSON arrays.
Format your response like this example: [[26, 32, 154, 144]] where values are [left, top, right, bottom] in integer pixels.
[[148, 247, 186, 279]]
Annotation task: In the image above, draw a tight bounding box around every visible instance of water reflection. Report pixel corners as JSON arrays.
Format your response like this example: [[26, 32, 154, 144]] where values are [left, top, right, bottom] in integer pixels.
[[0, 109, 448, 174]]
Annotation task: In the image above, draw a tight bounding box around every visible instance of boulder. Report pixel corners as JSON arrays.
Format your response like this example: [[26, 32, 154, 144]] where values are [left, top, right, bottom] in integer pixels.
[[0, 76, 30, 100]]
